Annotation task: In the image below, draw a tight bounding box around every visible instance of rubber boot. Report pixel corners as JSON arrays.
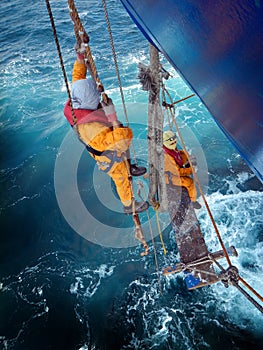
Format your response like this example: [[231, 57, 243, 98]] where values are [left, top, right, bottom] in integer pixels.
[[192, 201, 201, 209], [130, 164, 147, 176], [125, 150, 147, 176], [123, 200, 149, 214]]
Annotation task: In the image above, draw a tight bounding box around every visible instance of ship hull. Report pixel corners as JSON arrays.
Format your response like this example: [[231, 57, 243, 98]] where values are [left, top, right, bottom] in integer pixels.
[[121, 0, 263, 182]]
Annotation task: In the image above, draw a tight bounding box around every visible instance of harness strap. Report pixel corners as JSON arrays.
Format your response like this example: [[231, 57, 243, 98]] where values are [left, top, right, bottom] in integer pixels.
[[85, 142, 125, 173], [71, 125, 124, 172], [70, 124, 107, 157], [85, 143, 104, 156]]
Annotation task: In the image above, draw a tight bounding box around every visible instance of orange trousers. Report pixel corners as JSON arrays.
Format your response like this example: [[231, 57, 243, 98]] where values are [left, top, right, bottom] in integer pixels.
[[107, 160, 132, 206], [165, 174, 197, 202], [77, 122, 133, 207]]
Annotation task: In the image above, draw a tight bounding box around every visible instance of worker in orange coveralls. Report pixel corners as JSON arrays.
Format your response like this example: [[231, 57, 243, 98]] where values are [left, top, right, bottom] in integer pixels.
[[163, 130, 201, 209], [64, 42, 148, 214]]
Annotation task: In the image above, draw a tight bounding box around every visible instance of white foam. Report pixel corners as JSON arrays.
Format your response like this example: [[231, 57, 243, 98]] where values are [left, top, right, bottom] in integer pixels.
[[69, 264, 115, 298], [197, 189, 263, 331]]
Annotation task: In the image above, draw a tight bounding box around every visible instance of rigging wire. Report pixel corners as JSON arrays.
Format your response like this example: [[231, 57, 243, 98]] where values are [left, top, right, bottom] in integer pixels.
[[101, 0, 139, 165], [101, 0, 129, 126]]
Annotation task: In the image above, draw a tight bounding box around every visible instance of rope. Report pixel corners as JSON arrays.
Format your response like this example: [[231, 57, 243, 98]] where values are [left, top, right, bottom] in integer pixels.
[[101, 0, 140, 167], [155, 206, 167, 255], [123, 158, 149, 256], [146, 209, 163, 294], [238, 276, 263, 303], [68, 0, 107, 102], [136, 178, 163, 294], [162, 93, 195, 108], [209, 254, 263, 311], [45, 0, 77, 125], [147, 45, 168, 211], [137, 179, 167, 256], [217, 264, 263, 313], [102, 0, 129, 125], [234, 281, 263, 313], [174, 256, 218, 277]]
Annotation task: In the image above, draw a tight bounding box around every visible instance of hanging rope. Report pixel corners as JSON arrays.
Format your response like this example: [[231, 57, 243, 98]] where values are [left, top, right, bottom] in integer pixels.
[[155, 207, 167, 255], [146, 45, 168, 212], [45, 0, 77, 125], [102, 0, 129, 126], [136, 178, 164, 293], [123, 159, 149, 256], [101, 0, 163, 262], [146, 209, 163, 294], [101, 0, 143, 168], [137, 178, 167, 256], [68, 0, 107, 102]]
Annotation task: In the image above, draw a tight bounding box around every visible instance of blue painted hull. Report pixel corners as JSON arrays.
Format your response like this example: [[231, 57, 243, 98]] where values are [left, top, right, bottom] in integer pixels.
[[121, 0, 263, 183]]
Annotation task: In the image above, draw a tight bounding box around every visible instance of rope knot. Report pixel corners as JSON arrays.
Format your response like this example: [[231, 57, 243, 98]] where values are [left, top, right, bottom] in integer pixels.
[[154, 202, 160, 210], [219, 265, 239, 288]]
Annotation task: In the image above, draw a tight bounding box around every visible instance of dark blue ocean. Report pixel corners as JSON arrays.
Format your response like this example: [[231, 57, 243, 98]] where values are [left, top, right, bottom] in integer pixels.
[[1, 1, 263, 349]]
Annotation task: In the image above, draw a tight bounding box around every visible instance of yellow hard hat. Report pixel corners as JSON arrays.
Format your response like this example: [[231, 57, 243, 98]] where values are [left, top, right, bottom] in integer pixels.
[[163, 130, 177, 149]]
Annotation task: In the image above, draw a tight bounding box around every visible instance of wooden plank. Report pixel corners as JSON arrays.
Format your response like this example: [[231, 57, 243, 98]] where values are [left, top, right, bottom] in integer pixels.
[[163, 246, 238, 274], [164, 184, 219, 289]]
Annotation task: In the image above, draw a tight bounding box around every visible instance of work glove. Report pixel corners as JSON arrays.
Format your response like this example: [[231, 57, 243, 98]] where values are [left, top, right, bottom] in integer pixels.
[[101, 98, 118, 123], [183, 155, 197, 168], [75, 39, 87, 60], [189, 155, 197, 166]]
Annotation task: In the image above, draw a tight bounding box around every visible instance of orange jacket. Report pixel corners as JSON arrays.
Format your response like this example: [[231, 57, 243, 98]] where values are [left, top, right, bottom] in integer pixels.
[[72, 60, 87, 83], [69, 60, 133, 156], [164, 150, 193, 178], [78, 122, 133, 156]]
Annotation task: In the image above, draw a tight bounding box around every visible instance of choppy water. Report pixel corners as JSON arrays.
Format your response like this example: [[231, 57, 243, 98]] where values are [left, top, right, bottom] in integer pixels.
[[0, 1, 263, 349]]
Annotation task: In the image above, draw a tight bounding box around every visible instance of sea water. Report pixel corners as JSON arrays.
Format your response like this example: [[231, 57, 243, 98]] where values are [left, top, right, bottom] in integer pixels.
[[0, 0, 263, 349]]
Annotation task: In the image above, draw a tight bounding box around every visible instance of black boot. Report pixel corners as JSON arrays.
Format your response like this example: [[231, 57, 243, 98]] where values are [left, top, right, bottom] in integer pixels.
[[192, 201, 201, 209], [124, 200, 149, 214], [130, 164, 147, 177]]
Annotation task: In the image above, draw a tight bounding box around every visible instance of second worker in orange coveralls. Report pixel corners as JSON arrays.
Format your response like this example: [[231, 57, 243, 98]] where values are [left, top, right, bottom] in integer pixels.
[[64, 43, 149, 214], [163, 130, 201, 209]]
